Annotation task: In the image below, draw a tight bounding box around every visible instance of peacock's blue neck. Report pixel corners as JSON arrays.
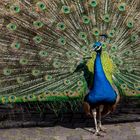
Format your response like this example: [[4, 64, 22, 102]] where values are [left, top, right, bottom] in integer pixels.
[[94, 53, 107, 79], [94, 52, 105, 78], [90, 51, 110, 95]]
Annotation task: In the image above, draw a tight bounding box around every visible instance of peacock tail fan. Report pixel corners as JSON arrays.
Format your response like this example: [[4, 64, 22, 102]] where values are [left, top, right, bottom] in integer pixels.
[[0, 0, 140, 113]]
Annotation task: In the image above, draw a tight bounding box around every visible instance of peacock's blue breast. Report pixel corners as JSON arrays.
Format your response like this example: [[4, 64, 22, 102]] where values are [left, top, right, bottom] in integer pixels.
[[85, 52, 117, 105]]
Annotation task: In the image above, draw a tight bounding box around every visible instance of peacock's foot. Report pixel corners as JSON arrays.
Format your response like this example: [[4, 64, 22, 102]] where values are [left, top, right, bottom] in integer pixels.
[[99, 126, 107, 133], [85, 128, 94, 133], [94, 131, 104, 136]]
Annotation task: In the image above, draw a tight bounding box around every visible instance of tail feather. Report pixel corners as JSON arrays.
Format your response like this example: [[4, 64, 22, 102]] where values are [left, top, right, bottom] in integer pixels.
[[0, 0, 139, 108]]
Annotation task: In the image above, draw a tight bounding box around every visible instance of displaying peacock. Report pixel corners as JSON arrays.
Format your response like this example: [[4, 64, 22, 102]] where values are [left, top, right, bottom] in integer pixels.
[[0, 0, 140, 135]]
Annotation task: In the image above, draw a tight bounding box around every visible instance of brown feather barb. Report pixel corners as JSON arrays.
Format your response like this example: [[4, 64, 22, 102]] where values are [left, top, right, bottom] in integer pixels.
[[0, 0, 139, 133]]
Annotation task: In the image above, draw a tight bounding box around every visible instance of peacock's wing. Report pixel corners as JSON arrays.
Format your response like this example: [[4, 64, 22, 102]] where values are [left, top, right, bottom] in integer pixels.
[[0, 0, 140, 109]]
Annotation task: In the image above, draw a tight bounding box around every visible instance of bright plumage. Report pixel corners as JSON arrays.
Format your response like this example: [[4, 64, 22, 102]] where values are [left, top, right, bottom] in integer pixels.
[[0, 0, 140, 133], [85, 44, 117, 105], [84, 42, 120, 135]]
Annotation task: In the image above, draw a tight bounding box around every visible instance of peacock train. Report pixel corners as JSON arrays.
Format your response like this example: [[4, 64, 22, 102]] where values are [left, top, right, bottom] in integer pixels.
[[0, 0, 140, 135]]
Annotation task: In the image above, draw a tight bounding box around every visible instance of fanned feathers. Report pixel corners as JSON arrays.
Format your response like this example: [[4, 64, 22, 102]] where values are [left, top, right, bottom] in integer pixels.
[[0, 0, 140, 107]]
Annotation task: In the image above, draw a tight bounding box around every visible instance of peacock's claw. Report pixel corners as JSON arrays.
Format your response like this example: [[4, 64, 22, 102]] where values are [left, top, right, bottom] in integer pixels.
[[84, 128, 94, 133], [94, 131, 104, 136], [99, 126, 107, 133], [88, 128, 94, 132]]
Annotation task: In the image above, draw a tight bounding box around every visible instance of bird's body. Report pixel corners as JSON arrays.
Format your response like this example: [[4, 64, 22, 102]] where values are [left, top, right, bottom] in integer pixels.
[[83, 42, 120, 135], [85, 52, 117, 105], [0, 0, 139, 135]]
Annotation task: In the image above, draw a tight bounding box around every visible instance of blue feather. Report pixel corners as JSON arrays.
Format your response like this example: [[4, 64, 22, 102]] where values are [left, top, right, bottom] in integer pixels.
[[85, 52, 117, 105]]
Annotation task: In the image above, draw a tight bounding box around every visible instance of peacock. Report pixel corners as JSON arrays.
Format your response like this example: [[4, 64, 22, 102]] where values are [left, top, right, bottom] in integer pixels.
[[83, 41, 120, 135], [0, 0, 140, 135]]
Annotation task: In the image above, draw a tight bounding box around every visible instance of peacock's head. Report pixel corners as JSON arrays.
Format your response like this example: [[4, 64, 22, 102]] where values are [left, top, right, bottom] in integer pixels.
[[93, 41, 102, 53]]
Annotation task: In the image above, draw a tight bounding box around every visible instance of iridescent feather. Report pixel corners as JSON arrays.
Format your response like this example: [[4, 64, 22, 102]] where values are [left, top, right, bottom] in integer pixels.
[[0, 0, 139, 111]]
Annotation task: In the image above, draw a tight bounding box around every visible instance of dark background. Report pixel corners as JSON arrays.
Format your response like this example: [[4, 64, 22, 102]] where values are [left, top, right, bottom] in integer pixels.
[[0, 96, 139, 129]]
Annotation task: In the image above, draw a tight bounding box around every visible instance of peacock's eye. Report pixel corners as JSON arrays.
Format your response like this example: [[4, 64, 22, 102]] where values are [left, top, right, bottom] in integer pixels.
[[79, 32, 87, 40], [92, 28, 100, 36], [102, 43, 107, 49], [58, 37, 66, 45], [131, 34, 138, 42], [32, 69, 41, 76], [11, 5, 20, 13], [37, 2, 46, 11], [62, 5, 70, 14], [95, 31, 98, 34], [90, 0, 98, 7], [19, 58, 28, 65], [77, 80, 84, 86], [120, 6, 124, 9], [103, 14, 110, 23], [40, 4, 44, 8], [44, 75, 52, 81], [118, 3, 126, 12], [126, 20, 134, 28], [57, 22, 66, 30], [11, 96, 14, 99], [7, 23, 17, 31], [11, 42, 21, 49], [39, 50, 48, 57], [33, 21, 44, 28], [82, 16, 90, 24], [61, 25, 64, 28], [119, 6, 125, 11], [33, 35, 43, 44], [3, 68, 12, 76]]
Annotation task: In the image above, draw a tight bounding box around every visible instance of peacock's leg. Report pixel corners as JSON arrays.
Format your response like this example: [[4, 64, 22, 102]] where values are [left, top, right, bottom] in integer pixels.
[[98, 105, 107, 132], [92, 109, 100, 135]]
